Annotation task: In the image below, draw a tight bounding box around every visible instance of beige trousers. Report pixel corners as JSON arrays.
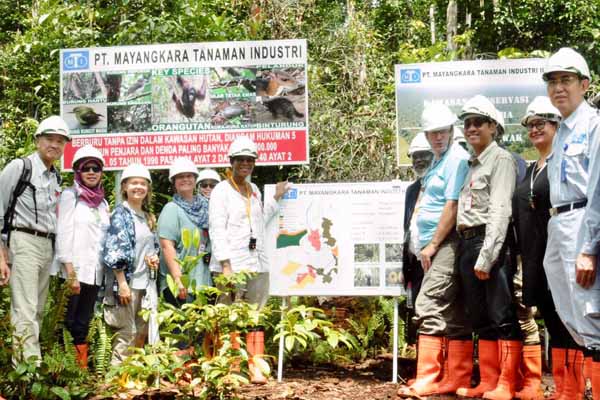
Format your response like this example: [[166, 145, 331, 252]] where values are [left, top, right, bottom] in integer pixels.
[[217, 272, 270, 309], [104, 288, 148, 365], [9, 230, 54, 364], [514, 259, 540, 345]]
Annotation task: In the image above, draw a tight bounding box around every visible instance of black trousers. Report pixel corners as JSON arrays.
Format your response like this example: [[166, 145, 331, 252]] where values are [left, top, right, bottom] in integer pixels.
[[65, 282, 100, 345], [458, 234, 521, 341], [536, 286, 578, 349]]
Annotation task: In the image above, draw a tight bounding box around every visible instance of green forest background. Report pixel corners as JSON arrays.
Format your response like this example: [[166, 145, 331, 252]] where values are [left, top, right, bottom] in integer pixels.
[[1, 0, 599, 202]]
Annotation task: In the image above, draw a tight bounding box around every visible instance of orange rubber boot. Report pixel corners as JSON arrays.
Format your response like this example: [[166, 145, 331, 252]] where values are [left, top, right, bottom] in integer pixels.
[[456, 339, 500, 398], [483, 340, 523, 400], [397, 335, 444, 397], [514, 344, 543, 399], [75, 344, 89, 370], [558, 349, 584, 400], [247, 331, 268, 384], [548, 348, 567, 399], [436, 339, 474, 394], [592, 360, 600, 400]]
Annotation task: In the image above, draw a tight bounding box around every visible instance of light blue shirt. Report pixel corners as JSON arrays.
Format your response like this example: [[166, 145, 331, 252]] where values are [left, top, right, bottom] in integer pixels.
[[548, 101, 600, 255], [417, 143, 470, 248]]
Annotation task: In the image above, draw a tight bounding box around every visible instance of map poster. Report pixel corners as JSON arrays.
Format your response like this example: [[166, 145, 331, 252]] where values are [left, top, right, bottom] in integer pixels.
[[395, 58, 547, 164], [59, 39, 308, 170], [265, 181, 409, 297]]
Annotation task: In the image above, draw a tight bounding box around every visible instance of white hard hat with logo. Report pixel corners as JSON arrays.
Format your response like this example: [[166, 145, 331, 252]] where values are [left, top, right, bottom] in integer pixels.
[[197, 168, 221, 183], [35, 115, 71, 141], [168, 157, 198, 181], [408, 131, 432, 156], [460, 95, 504, 136], [228, 136, 258, 158], [543, 47, 591, 82], [72, 145, 105, 167], [521, 96, 561, 126], [421, 103, 458, 133], [121, 163, 152, 184]]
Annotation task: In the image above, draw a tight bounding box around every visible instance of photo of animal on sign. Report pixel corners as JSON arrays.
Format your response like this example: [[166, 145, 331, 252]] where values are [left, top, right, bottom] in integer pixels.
[[152, 73, 210, 123]]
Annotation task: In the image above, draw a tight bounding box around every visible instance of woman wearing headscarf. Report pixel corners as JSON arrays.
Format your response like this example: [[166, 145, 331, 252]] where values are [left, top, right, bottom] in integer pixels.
[[102, 163, 159, 365], [54, 145, 109, 368], [158, 158, 211, 306]]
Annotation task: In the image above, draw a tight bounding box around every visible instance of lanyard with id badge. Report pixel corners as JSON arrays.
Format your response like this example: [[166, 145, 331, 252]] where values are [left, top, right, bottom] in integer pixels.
[[229, 178, 257, 250]]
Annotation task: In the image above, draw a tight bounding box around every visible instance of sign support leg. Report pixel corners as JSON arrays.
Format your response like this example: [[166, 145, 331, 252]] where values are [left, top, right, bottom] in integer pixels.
[[277, 296, 288, 382], [393, 296, 399, 383]]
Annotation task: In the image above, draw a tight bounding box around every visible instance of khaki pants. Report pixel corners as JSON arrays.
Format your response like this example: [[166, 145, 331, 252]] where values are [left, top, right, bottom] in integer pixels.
[[514, 260, 540, 345], [9, 230, 54, 364], [104, 289, 147, 365], [414, 233, 471, 338], [217, 272, 270, 309]]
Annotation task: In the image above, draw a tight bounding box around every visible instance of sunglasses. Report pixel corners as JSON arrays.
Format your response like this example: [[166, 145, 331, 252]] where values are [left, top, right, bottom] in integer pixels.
[[80, 165, 102, 173], [526, 120, 548, 132], [199, 182, 217, 189], [546, 75, 579, 88], [464, 117, 491, 129], [233, 156, 256, 163]]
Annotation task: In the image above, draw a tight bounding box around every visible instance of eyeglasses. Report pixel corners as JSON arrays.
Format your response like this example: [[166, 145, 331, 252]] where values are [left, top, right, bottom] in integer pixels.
[[199, 182, 217, 189], [464, 117, 491, 129], [233, 156, 256, 163], [526, 120, 548, 132], [80, 165, 102, 173], [546, 75, 579, 88]]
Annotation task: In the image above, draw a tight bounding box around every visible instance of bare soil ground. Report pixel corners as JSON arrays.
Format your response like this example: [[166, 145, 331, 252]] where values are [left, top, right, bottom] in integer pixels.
[[238, 355, 590, 400]]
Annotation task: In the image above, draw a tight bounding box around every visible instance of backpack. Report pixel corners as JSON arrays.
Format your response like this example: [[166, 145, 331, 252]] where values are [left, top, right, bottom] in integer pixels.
[[1, 157, 61, 246]]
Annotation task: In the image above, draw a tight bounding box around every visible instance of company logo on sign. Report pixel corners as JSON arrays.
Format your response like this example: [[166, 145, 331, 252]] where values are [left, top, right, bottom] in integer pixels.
[[400, 69, 421, 83], [283, 188, 298, 200], [63, 51, 89, 71]]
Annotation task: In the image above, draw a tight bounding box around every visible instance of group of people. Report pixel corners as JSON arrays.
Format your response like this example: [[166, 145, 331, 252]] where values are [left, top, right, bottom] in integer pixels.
[[0, 128, 288, 384], [399, 47, 600, 400], [0, 45, 598, 397]]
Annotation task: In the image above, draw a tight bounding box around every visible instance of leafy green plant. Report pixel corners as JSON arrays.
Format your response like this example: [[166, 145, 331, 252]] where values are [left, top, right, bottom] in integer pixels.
[[87, 310, 114, 376]]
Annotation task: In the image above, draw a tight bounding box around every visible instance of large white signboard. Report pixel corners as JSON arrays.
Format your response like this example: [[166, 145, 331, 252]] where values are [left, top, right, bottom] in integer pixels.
[[395, 58, 547, 164], [266, 181, 409, 296]]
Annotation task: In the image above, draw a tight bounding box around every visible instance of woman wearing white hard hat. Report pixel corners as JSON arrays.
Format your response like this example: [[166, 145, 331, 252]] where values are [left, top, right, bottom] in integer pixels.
[[209, 136, 289, 384], [197, 168, 221, 199], [158, 158, 212, 310], [102, 163, 159, 365], [52, 145, 109, 369], [511, 97, 576, 399], [454, 95, 521, 400], [542, 47, 600, 399]]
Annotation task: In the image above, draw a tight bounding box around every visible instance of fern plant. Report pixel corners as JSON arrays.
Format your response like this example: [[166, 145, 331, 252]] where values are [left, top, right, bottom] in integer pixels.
[[86, 310, 113, 376]]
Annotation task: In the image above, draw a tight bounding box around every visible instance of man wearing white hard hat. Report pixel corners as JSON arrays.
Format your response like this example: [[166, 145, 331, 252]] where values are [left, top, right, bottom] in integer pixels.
[[454, 95, 521, 400], [398, 103, 472, 398], [209, 136, 289, 384], [53, 145, 109, 368], [0, 115, 69, 364], [542, 47, 600, 398], [401, 132, 433, 349]]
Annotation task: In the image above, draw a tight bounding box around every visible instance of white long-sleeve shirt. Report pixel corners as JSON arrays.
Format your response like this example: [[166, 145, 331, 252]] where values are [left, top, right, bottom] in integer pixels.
[[208, 180, 279, 273], [53, 187, 110, 285]]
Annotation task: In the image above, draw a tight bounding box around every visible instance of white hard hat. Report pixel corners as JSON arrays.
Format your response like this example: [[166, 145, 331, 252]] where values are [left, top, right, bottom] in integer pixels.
[[543, 47, 591, 82], [72, 145, 105, 167], [521, 96, 561, 127], [168, 157, 198, 181], [197, 168, 221, 183], [421, 103, 457, 132], [121, 163, 151, 184], [228, 136, 258, 158], [35, 115, 71, 141], [459, 95, 499, 123], [408, 132, 432, 156]]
